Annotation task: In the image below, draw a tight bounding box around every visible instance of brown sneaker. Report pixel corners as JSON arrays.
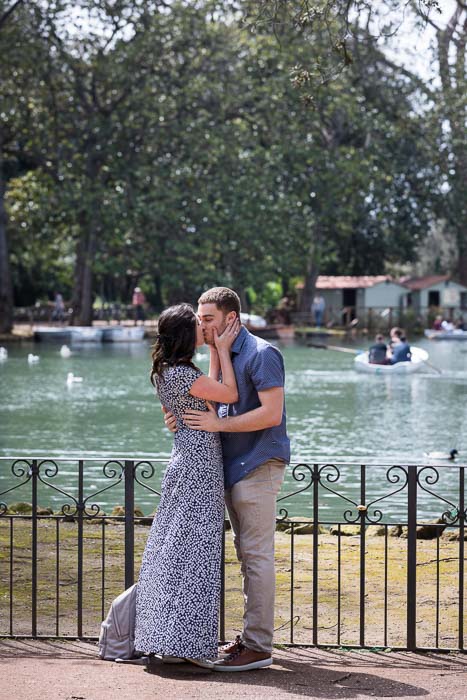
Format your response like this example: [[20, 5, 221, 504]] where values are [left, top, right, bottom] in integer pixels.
[[213, 646, 272, 672], [219, 635, 244, 658]]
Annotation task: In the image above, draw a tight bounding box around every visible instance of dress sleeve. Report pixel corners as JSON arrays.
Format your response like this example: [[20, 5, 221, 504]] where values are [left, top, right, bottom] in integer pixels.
[[248, 345, 285, 391], [175, 365, 202, 396]]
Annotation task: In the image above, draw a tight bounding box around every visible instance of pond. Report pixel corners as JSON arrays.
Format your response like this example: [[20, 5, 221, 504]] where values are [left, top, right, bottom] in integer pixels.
[[1, 335, 466, 520]]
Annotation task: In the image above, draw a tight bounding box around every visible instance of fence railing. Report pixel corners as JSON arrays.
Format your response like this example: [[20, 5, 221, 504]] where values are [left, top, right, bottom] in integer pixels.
[[0, 457, 466, 651]]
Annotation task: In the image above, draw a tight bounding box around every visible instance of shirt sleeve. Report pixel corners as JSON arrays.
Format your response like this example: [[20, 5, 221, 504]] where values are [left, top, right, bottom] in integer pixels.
[[248, 346, 285, 391]]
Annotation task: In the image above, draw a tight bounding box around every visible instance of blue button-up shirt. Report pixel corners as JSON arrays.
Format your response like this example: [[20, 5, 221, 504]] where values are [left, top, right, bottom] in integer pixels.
[[218, 326, 290, 488]]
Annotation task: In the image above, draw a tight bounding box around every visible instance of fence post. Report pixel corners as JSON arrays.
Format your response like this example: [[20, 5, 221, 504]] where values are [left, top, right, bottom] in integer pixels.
[[407, 465, 417, 650], [459, 468, 465, 650], [312, 463, 319, 646], [359, 464, 366, 648], [31, 460, 38, 637], [77, 460, 84, 637], [219, 523, 226, 643], [124, 461, 135, 589]]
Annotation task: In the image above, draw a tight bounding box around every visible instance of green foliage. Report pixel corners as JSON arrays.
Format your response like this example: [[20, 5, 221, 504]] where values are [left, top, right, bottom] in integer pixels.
[[0, 0, 460, 319]]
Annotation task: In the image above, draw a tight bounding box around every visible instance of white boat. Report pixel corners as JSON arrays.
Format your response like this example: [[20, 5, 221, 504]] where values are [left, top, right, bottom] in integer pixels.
[[424, 329, 467, 341], [240, 312, 267, 328], [69, 327, 103, 343], [354, 346, 429, 374], [102, 326, 146, 342], [34, 326, 72, 343]]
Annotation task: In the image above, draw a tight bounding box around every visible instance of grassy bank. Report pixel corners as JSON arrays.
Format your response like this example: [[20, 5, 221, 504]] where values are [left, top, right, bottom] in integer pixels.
[[0, 517, 463, 650]]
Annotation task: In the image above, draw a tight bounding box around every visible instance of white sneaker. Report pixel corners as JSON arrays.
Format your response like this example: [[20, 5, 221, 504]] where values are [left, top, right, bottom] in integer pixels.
[[114, 655, 149, 665], [185, 657, 215, 669]]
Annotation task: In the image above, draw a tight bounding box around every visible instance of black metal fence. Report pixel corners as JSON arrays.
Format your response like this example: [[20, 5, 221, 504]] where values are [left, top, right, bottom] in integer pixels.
[[0, 457, 466, 651]]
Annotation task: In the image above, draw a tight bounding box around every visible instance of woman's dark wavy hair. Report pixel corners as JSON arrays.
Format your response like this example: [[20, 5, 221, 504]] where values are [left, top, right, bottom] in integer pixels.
[[150, 303, 197, 386]]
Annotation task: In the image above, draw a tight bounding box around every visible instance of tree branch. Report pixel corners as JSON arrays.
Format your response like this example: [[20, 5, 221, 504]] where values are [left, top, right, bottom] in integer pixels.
[[0, 0, 24, 31]]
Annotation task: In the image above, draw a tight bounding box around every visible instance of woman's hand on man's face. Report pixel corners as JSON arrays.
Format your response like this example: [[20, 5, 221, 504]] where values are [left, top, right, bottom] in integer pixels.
[[213, 317, 240, 353]]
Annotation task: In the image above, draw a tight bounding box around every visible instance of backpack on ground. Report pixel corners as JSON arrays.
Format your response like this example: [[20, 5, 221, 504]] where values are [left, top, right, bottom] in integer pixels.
[[98, 583, 139, 661]]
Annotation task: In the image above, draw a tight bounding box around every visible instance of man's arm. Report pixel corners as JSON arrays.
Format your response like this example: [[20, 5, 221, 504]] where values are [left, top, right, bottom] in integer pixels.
[[183, 386, 284, 433]]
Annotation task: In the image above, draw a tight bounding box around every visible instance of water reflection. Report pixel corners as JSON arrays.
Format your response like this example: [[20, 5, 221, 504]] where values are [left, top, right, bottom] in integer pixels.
[[0, 336, 466, 518]]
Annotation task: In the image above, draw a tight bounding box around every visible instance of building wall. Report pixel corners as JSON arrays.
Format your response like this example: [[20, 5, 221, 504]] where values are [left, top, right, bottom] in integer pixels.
[[418, 280, 467, 309], [363, 282, 408, 309]]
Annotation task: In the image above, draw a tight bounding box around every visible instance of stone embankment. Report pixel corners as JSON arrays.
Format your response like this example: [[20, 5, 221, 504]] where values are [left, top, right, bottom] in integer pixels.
[[4, 503, 464, 540]]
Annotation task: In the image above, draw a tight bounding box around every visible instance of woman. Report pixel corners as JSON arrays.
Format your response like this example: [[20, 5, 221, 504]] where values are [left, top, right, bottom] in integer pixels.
[[135, 303, 239, 667]]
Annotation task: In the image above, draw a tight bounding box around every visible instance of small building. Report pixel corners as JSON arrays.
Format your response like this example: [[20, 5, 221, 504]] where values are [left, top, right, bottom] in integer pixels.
[[400, 275, 467, 320], [306, 275, 408, 326]]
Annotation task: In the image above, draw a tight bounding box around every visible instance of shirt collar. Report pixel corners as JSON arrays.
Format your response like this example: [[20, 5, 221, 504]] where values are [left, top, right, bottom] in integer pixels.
[[231, 325, 248, 355]]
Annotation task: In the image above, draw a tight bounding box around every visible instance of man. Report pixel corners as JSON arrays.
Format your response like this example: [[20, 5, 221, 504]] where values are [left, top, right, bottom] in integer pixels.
[[132, 286, 146, 324], [164, 287, 290, 672], [311, 293, 325, 328], [368, 333, 388, 365], [388, 327, 411, 364]]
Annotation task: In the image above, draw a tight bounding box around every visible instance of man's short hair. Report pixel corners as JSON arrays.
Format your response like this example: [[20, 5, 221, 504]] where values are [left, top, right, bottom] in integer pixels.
[[198, 287, 241, 317], [390, 327, 403, 338]]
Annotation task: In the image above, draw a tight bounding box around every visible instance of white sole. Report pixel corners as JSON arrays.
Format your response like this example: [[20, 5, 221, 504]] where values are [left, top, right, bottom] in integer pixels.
[[114, 656, 149, 665], [159, 655, 185, 664], [185, 658, 215, 669], [213, 657, 272, 672]]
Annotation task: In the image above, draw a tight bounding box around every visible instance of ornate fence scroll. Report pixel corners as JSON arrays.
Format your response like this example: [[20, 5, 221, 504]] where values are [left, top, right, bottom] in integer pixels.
[[0, 457, 465, 651]]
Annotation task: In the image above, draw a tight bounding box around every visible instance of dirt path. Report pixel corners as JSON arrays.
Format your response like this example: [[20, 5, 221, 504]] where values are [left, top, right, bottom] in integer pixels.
[[0, 640, 466, 700]]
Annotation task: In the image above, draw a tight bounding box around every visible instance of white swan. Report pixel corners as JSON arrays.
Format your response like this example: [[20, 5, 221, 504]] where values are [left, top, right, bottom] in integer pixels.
[[66, 372, 83, 385], [27, 353, 40, 364], [0, 347, 7, 361], [60, 345, 72, 358]]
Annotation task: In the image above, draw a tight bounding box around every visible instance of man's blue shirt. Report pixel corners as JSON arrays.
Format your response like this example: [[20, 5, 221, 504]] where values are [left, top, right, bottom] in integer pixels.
[[390, 341, 411, 364], [218, 326, 290, 489]]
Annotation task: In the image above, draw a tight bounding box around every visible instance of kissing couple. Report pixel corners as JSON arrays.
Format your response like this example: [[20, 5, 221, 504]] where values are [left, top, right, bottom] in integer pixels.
[[135, 286, 290, 671]]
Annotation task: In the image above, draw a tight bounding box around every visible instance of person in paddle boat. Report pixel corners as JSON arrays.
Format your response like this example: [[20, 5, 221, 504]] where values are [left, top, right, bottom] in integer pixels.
[[441, 318, 454, 333], [388, 327, 411, 364], [368, 334, 389, 365]]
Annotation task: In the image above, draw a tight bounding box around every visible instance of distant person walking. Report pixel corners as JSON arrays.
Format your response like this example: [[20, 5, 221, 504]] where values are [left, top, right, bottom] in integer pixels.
[[132, 287, 146, 324], [51, 292, 65, 323], [311, 294, 325, 328]]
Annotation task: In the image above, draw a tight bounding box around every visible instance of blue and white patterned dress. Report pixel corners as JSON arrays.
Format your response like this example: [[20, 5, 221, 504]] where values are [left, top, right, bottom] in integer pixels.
[[135, 364, 224, 659]]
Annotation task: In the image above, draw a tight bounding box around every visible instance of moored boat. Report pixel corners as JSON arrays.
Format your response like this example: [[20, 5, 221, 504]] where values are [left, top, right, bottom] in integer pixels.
[[34, 326, 72, 343], [69, 327, 104, 343], [354, 346, 429, 374], [424, 329, 467, 341], [34, 325, 104, 343], [101, 326, 146, 342]]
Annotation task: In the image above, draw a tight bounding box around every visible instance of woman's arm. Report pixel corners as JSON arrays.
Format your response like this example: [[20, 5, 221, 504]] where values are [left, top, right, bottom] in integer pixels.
[[208, 345, 220, 381]]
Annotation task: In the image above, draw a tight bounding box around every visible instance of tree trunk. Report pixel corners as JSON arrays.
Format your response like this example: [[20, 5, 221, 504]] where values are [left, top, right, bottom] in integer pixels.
[[299, 261, 319, 313], [299, 225, 322, 312], [458, 250, 467, 287], [0, 151, 14, 334], [153, 271, 163, 312], [435, 4, 467, 283], [70, 217, 97, 326]]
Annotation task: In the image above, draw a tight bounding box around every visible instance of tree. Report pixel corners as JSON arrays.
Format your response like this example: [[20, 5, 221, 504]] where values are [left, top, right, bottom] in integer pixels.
[[0, 0, 52, 332]]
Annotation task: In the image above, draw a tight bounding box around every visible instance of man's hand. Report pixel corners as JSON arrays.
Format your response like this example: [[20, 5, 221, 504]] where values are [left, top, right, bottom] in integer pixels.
[[183, 403, 221, 432], [162, 406, 177, 433]]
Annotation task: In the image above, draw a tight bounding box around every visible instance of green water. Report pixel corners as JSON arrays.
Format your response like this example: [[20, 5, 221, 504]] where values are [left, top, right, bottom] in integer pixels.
[[1, 337, 466, 520]]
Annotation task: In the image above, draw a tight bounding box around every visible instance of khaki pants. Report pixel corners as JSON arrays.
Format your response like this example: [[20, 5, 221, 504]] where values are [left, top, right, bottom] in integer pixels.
[[225, 458, 286, 654]]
